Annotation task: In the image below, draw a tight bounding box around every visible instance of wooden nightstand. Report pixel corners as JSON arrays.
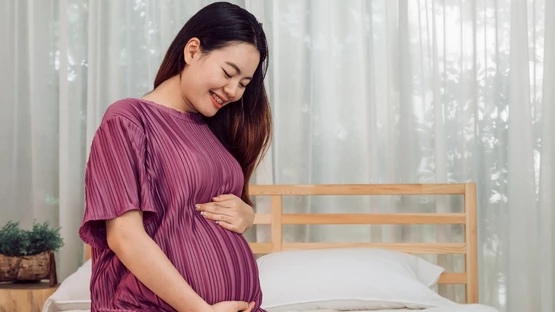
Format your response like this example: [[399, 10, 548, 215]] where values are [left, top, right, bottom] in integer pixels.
[[0, 282, 58, 312]]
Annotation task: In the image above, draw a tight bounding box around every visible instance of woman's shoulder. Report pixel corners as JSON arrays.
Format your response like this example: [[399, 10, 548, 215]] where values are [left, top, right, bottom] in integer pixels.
[[101, 98, 148, 128], [104, 98, 145, 118]]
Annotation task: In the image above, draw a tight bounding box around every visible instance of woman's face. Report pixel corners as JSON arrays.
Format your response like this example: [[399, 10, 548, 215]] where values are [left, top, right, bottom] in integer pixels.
[[181, 39, 260, 117]]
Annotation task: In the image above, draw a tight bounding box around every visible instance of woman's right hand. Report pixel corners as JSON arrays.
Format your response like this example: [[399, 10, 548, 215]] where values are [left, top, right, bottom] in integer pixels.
[[211, 301, 255, 312]]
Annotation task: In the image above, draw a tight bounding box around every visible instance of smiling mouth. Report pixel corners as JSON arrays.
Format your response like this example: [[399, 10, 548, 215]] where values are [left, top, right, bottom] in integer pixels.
[[210, 92, 226, 108]]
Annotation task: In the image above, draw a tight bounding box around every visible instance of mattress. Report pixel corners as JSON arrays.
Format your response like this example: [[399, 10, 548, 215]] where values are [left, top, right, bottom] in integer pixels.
[[280, 306, 498, 312]]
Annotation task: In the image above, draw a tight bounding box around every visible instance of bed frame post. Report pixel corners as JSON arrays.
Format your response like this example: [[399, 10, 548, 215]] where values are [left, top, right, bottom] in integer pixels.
[[464, 183, 478, 303], [85, 244, 91, 262], [271, 195, 283, 252]]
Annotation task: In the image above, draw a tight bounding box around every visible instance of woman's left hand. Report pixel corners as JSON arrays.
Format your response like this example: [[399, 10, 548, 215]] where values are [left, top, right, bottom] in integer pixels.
[[196, 194, 255, 234]]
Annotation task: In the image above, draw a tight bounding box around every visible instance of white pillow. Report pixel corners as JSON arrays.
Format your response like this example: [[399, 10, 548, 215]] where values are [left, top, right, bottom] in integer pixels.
[[257, 248, 457, 311], [42, 260, 91, 312]]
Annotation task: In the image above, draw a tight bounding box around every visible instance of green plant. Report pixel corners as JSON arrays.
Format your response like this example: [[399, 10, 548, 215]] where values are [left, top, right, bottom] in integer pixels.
[[0, 221, 64, 257]]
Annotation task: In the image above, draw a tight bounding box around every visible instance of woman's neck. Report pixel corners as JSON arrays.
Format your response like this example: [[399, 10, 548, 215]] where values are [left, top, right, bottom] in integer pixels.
[[142, 75, 195, 113]]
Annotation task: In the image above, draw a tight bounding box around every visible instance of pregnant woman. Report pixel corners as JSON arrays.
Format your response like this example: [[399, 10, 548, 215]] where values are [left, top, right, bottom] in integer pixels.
[[79, 2, 271, 311]]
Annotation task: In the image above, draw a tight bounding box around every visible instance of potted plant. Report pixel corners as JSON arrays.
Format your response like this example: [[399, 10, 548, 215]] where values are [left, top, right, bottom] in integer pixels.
[[0, 221, 64, 287]]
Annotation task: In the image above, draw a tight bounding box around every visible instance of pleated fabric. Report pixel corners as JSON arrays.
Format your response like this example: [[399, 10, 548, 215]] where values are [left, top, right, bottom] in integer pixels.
[[79, 98, 264, 312]]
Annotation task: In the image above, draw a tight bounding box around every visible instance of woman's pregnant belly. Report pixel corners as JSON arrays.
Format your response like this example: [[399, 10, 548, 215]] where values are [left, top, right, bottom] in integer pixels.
[[164, 215, 263, 306], [103, 213, 264, 312]]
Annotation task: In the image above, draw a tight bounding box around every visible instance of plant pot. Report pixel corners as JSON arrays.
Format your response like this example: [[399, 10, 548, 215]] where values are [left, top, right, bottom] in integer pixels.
[[0, 250, 57, 287]]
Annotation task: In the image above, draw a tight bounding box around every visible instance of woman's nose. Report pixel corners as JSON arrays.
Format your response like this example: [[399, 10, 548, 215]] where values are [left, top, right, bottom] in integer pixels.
[[224, 83, 239, 100]]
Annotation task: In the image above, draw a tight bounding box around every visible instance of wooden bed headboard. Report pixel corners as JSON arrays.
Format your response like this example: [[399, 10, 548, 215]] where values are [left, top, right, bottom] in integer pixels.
[[85, 183, 478, 304]]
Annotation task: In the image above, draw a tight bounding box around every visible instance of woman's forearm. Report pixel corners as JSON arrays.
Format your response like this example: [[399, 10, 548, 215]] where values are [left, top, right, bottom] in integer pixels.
[[107, 213, 212, 312]]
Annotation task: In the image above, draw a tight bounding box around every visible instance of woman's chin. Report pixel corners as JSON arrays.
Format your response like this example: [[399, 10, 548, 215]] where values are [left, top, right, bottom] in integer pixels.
[[197, 107, 219, 118]]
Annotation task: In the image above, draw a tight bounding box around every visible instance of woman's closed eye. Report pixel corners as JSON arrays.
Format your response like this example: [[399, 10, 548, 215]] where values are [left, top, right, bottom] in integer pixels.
[[222, 68, 247, 88]]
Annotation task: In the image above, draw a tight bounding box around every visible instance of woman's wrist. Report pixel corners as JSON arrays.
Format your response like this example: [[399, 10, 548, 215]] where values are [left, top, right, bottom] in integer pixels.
[[177, 298, 212, 312]]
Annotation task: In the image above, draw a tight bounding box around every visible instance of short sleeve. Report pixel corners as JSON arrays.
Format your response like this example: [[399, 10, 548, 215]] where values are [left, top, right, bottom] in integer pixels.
[[79, 116, 157, 249]]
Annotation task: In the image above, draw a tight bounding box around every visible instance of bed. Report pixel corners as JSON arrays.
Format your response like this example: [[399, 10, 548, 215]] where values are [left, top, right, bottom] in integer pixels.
[[43, 183, 499, 312]]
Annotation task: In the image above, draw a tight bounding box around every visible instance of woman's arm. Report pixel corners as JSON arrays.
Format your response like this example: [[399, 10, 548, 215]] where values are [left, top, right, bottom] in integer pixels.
[[106, 210, 212, 312]]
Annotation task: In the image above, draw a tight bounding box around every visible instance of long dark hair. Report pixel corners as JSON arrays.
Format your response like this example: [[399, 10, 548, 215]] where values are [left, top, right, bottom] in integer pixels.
[[153, 2, 271, 206]]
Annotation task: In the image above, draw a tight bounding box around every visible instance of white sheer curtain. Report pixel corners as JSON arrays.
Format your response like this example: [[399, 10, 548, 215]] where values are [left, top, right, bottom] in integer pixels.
[[0, 0, 89, 282], [260, 1, 555, 312], [1, 1, 553, 311]]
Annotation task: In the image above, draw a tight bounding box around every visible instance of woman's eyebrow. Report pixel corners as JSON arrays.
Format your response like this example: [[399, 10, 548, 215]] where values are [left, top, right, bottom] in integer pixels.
[[225, 61, 252, 79]]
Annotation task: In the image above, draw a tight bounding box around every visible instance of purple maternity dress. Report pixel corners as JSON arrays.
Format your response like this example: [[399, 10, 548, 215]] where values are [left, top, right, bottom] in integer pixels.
[[79, 98, 264, 312]]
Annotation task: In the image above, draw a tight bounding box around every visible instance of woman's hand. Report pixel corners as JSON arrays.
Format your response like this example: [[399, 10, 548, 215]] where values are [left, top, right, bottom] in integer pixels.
[[196, 194, 255, 234], [211, 301, 254, 312]]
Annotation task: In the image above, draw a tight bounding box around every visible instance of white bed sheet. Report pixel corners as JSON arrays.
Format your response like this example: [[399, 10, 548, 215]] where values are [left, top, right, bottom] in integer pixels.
[[54, 305, 498, 312], [303, 306, 498, 312], [275, 305, 498, 312]]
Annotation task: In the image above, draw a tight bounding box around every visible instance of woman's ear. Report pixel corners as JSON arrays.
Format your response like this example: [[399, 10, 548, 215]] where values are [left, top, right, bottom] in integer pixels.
[[183, 37, 201, 64]]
